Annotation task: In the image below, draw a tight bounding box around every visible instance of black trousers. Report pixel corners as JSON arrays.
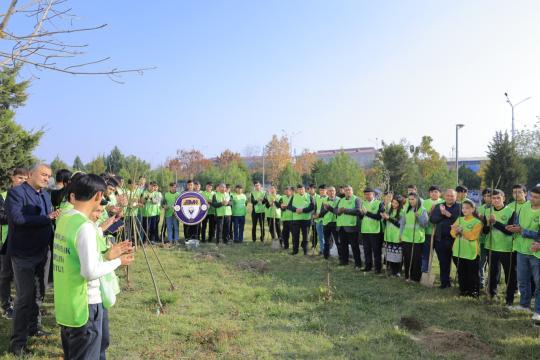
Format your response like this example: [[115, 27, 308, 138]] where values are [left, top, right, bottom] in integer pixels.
[[60, 303, 109, 360], [291, 220, 310, 254], [402, 242, 423, 282], [10, 252, 47, 351], [339, 230, 361, 267], [310, 224, 318, 250], [362, 233, 383, 272], [201, 214, 216, 242], [487, 250, 517, 305], [184, 224, 198, 240], [281, 221, 291, 249], [143, 216, 160, 243], [455, 256, 480, 296], [0, 253, 13, 310], [267, 218, 282, 240], [215, 216, 231, 244], [252, 212, 266, 241], [323, 224, 339, 259], [435, 237, 454, 287]]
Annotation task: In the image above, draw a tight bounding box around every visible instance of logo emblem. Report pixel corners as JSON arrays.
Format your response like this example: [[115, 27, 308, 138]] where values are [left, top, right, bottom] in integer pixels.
[[174, 192, 208, 225]]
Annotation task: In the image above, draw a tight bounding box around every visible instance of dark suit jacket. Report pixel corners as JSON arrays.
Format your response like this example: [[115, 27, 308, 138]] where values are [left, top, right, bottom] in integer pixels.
[[5, 182, 54, 257]]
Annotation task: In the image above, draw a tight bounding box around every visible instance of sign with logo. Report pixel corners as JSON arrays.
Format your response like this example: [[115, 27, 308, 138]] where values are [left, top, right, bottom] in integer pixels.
[[174, 191, 208, 225]]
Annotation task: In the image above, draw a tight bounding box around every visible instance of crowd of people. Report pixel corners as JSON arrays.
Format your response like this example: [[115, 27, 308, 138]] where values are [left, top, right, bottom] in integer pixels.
[[1, 164, 540, 358]]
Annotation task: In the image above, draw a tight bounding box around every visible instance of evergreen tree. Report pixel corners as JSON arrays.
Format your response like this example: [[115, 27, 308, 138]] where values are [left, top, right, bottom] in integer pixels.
[[73, 156, 86, 171]]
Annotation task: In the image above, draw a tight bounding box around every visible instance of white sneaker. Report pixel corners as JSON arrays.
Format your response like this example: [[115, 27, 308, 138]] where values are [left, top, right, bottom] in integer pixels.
[[532, 312, 540, 321], [507, 305, 532, 313]]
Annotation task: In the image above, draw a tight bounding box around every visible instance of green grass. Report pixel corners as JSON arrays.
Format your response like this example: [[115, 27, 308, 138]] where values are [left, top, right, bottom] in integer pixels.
[[1, 221, 540, 359]]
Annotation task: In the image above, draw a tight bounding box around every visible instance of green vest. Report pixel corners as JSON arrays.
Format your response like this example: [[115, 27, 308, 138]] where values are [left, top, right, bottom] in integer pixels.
[[291, 193, 311, 221], [322, 197, 339, 226], [508, 200, 527, 217], [281, 195, 293, 222], [252, 190, 266, 213], [231, 193, 247, 217], [314, 195, 326, 224], [124, 188, 142, 217], [202, 190, 216, 215], [265, 194, 282, 219], [452, 216, 482, 260], [477, 203, 490, 245], [514, 202, 540, 255], [361, 199, 382, 234], [163, 191, 180, 217], [485, 206, 514, 252], [336, 196, 358, 228], [384, 210, 402, 243], [215, 192, 232, 217], [143, 191, 162, 217], [401, 207, 426, 243], [53, 212, 91, 327], [1, 191, 7, 246], [423, 198, 443, 235]]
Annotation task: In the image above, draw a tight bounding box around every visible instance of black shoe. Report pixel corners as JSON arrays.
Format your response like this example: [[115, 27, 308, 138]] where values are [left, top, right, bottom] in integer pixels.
[[338, 262, 348, 266], [291, 252, 298, 255], [9, 346, 29, 356], [439, 284, 451, 289], [2, 306, 14, 320], [362, 268, 372, 272]]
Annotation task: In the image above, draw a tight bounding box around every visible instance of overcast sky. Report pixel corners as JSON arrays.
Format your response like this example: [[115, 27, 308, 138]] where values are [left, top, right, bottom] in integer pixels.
[[12, 0, 540, 166]]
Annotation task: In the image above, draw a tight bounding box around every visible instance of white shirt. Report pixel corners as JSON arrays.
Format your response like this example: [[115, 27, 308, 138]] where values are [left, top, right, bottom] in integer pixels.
[[66, 209, 121, 304]]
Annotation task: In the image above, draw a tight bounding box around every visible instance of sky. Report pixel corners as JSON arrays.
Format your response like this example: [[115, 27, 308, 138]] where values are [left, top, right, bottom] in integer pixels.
[[10, 0, 540, 167]]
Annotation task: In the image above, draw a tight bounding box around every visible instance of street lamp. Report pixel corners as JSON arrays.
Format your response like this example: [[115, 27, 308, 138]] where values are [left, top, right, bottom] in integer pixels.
[[456, 124, 465, 186], [505, 92, 532, 141]]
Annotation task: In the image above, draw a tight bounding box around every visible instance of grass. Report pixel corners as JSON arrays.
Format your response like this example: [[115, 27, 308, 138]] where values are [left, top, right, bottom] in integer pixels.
[[1, 221, 540, 359]]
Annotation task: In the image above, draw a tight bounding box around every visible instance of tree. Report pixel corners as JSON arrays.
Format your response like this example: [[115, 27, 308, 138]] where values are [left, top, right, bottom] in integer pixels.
[[411, 136, 455, 194], [72, 155, 85, 171], [86, 155, 106, 175], [168, 149, 211, 180], [277, 163, 302, 192], [484, 131, 526, 197], [458, 165, 481, 189], [198, 161, 251, 192], [216, 149, 241, 169], [105, 146, 125, 174], [118, 155, 151, 182], [523, 157, 540, 190], [0, 65, 42, 188], [294, 149, 317, 177], [263, 134, 291, 184], [50, 155, 69, 175], [375, 141, 414, 194], [0, 1, 152, 78], [314, 152, 366, 195], [514, 118, 540, 158], [149, 166, 174, 190]]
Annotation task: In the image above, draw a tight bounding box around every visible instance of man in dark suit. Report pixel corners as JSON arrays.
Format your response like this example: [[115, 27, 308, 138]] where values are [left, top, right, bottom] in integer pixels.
[[5, 163, 60, 356]]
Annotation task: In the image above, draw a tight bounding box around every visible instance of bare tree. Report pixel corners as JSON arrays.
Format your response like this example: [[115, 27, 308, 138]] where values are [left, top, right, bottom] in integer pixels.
[[0, 0, 153, 81]]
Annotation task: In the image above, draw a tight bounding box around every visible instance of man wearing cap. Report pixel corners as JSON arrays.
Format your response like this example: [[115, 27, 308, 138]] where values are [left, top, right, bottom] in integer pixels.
[[360, 188, 385, 273]]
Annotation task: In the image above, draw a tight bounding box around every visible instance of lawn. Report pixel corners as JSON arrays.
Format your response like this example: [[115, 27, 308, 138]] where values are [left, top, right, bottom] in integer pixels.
[[1, 221, 539, 359]]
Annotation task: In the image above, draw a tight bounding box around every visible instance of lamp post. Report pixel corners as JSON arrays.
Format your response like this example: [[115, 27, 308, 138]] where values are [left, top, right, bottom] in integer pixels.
[[456, 124, 465, 186], [505, 92, 532, 141]]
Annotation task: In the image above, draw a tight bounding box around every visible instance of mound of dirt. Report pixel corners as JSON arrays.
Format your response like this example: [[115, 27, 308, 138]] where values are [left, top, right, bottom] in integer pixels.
[[415, 328, 493, 359], [193, 251, 224, 261], [236, 260, 269, 274]]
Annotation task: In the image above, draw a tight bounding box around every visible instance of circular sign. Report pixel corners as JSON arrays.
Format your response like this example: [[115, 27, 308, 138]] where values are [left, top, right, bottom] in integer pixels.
[[174, 191, 209, 225]]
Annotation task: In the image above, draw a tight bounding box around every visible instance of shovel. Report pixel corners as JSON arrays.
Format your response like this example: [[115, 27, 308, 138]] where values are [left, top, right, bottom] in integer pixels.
[[420, 228, 436, 287]]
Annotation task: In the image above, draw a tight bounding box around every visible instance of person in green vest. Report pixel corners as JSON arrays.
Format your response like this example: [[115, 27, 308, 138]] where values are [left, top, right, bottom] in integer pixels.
[[212, 183, 232, 244], [251, 181, 266, 242], [0, 167, 28, 320], [307, 184, 319, 253], [182, 180, 198, 240], [265, 185, 282, 241], [319, 186, 340, 260], [456, 185, 472, 205], [54, 173, 134, 360], [331, 185, 362, 268], [225, 184, 233, 240], [231, 185, 248, 242], [142, 182, 162, 244], [124, 179, 142, 244], [506, 186, 540, 319], [279, 187, 294, 250], [450, 200, 483, 297], [483, 189, 517, 305], [163, 182, 180, 244], [287, 184, 315, 255], [360, 188, 385, 273], [194, 181, 203, 240], [313, 185, 327, 256], [421, 185, 443, 273], [477, 188, 492, 289], [400, 192, 428, 282], [381, 195, 404, 276], [201, 182, 216, 243], [508, 184, 528, 218]]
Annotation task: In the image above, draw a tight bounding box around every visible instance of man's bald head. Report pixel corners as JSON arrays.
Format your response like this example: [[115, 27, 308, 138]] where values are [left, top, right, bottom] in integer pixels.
[[444, 189, 457, 205]]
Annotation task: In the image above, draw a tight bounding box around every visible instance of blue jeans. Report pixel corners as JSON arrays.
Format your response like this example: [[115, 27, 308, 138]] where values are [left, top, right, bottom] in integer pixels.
[[232, 216, 245, 242], [517, 253, 540, 313], [421, 234, 432, 273], [315, 222, 325, 254], [165, 216, 179, 243]]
